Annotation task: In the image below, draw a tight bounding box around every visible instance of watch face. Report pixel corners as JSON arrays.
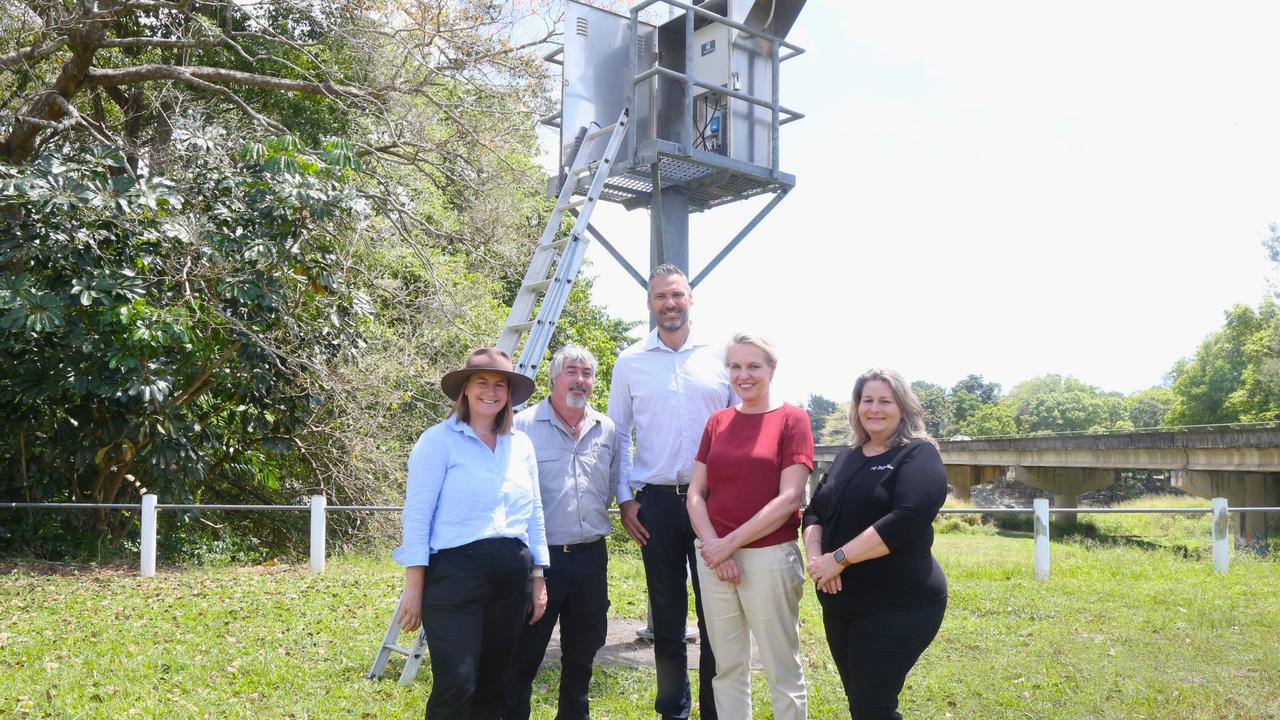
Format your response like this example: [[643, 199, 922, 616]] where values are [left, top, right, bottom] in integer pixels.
[[834, 549, 846, 564]]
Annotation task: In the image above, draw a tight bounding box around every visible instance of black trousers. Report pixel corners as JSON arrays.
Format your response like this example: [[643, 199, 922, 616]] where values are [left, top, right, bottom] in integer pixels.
[[822, 602, 946, 720], [421, 538, 533, 720], [500, 538, 610, 720], [636, 488, 718, 720]]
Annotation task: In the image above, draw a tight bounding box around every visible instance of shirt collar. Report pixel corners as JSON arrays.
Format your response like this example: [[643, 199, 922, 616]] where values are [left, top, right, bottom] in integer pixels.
[[533, 398, 601, 437], [446, 415, 509, 442], [642, 326, 711, 354]]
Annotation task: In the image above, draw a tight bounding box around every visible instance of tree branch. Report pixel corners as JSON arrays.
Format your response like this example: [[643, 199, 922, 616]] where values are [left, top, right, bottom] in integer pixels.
[[0, 36, 69, 71], [84, 64, 381, 101]]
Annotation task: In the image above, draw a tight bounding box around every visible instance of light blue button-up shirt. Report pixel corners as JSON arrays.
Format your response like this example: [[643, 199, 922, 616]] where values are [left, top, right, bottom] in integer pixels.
[[393, 416, 550, 568]]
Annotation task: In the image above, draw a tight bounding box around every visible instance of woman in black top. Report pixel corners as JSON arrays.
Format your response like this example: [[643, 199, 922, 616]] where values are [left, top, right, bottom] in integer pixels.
[[803, 368, 948, 720]]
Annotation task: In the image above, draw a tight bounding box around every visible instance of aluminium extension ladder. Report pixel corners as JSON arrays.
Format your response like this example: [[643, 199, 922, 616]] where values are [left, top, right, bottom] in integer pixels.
[[497, 107, 630, 376], [367, 108, 630, 684]]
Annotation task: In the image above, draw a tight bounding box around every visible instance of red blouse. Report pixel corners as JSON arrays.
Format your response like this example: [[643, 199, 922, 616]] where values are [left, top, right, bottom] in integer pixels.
[[695, 403, 814, 548]]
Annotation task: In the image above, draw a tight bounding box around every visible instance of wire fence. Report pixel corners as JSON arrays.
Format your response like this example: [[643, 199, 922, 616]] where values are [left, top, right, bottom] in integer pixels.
[[4, 497, 1279, 579]]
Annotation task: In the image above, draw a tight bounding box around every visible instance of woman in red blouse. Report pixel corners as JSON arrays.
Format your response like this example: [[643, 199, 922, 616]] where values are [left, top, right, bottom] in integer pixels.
[[686, 334, 814, 720]]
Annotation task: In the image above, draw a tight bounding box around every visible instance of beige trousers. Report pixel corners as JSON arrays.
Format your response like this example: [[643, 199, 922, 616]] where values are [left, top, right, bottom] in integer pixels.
[[696, 540, 807, 720]]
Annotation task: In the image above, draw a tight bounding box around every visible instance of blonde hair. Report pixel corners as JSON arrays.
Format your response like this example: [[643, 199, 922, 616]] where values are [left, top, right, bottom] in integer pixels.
[[850, 368, 937, 449], [452, 373, 515, 435], [725, 333, 778, 368]]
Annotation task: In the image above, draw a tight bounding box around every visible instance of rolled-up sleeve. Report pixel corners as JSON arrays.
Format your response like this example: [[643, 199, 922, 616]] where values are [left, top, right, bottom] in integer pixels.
[[393, 431, 446, 567], [872, 443, 948, 552]]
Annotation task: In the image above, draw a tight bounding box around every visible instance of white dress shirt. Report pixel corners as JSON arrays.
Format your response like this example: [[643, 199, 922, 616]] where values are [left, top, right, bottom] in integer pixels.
[[607, 328, 736, 503]]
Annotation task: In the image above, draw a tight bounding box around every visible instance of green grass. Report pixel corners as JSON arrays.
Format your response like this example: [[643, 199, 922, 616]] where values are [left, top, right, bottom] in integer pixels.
[[2, 534, 1278, 719]]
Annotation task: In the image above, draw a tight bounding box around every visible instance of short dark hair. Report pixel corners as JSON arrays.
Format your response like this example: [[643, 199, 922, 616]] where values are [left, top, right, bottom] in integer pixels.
[[648, 263, 688, 286]]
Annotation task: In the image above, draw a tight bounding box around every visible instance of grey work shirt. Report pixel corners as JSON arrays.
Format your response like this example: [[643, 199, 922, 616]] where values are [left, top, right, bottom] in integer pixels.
[[514, 400, 621, 546]]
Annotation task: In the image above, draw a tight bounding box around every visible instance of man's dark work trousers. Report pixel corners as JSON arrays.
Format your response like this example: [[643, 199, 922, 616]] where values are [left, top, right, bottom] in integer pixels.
[[637, 488, 718, 720], [501, 538, 609, 720], [823, 602, 946, 720], [421, 537, 532, 720]]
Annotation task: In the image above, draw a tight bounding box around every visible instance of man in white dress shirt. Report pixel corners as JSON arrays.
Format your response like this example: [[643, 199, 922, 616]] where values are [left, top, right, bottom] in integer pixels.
[[607, 264, 734, 720]]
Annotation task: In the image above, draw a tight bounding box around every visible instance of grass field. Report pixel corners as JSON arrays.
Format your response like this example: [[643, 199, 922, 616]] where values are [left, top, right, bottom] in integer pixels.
[[3, 531, 1278, 719]]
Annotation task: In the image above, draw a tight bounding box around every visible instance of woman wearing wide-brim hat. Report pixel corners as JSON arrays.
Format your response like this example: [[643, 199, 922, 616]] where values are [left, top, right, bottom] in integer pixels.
[[392, 347, 550, 719]]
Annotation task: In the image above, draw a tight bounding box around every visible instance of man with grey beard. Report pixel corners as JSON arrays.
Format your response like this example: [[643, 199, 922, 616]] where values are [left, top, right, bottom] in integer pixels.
[[501, 344, 620, 720]]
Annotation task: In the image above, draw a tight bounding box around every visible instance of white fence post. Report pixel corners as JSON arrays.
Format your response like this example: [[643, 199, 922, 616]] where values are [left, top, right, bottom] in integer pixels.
[[1211, 496, 1229, 575], [310, 495, 327, 573], [1033, 498, 1050, 581], [140, 493, 157, 577]]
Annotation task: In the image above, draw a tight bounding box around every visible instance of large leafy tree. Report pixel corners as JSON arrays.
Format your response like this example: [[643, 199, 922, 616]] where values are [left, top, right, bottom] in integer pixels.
[[1166, 301, 1280, 425], [1, 0, 553, 171], [0, 129, 369, 546]]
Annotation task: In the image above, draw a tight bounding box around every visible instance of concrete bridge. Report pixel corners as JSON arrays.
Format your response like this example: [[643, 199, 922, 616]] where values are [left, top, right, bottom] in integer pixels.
[[813, 426, 1280, 542]]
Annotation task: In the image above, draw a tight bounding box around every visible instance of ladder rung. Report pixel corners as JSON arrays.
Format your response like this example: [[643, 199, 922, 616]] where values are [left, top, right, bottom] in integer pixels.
[[567, 163, 593, 178], [507, 321, 534, 333], [526, 279, 553, 293], [555, 197, 587, 212], [383, 644, 411, 657], [545, 236, 575, 251], [585, 123, 617, 140]]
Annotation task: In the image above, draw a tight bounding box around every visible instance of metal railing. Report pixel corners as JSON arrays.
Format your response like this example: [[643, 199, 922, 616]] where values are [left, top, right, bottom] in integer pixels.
[[4, 497, 1277, 579]]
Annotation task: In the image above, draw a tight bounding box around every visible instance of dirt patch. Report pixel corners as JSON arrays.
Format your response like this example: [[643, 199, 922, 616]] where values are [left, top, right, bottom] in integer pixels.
[[542, 617, 761, 671]]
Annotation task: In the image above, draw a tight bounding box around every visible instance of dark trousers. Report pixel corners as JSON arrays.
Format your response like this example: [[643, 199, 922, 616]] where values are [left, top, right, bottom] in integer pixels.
[[637, 488, 718, 720], [501, 539, 610, 720], [421, 538, 533, 720], [822, 602, 946, 720]]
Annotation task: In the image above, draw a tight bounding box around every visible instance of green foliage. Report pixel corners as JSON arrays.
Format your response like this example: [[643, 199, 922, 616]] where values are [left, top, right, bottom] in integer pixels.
[[817, 402, 852, 445], [804, 393, 838, 440], [1166, 300, 1280, 425], [527, 271, 640, 410], [0, 130, 370, 554], [949, 373, 1001, 424], [1004, 374, 1128, 433], [1126, 387, 1175, 429], [957, 402, 1018, 437], [911, 381, 956, 438]]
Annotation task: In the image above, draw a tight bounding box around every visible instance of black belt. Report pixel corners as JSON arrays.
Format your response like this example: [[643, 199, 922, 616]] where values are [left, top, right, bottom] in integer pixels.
[[641, 483, 691, 496], [549, 538, 604, 553]]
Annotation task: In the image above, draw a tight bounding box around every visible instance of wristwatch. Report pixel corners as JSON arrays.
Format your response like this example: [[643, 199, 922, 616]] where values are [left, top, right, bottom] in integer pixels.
[[833, 548, 851, 568], [531, 567, 545, 578]]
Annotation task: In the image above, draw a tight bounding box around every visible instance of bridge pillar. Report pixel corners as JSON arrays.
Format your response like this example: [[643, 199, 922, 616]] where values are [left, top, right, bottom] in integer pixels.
[[1010, 466, 1117, 526], [1172, 470, 1280, 546], [944, 465, 1006, 502]]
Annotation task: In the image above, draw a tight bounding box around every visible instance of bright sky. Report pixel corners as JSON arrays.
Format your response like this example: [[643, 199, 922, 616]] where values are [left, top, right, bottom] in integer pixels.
[[537, 0, 1280, 406]]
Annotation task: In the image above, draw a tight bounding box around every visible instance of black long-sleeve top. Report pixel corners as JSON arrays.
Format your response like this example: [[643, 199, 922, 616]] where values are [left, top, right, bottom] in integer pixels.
[[802, 439, 948, 614]]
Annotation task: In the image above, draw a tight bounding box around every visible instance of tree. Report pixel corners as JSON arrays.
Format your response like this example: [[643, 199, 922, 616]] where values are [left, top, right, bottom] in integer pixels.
[[805, 393, 838, 441], [910, 381, 955, 439], [0, 130, 369, 547], [1166, 301, 1280, 425], [1126, 387, 1175, 429], [1, 0, 553, 171], [957, 403, 1017, 437], [817, 403, 852, 446]]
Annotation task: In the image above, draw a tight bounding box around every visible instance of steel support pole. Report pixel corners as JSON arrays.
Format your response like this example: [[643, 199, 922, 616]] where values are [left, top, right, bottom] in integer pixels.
[[651, 186, 690, 276]]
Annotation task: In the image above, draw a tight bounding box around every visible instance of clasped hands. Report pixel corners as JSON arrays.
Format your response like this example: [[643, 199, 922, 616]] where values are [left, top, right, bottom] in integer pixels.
[[806, 551, 844, 594], [698, 537, 741, 585]]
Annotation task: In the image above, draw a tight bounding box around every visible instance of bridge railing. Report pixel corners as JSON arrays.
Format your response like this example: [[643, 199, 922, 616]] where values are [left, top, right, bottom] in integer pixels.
[[4, 497, 1278, 579]]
